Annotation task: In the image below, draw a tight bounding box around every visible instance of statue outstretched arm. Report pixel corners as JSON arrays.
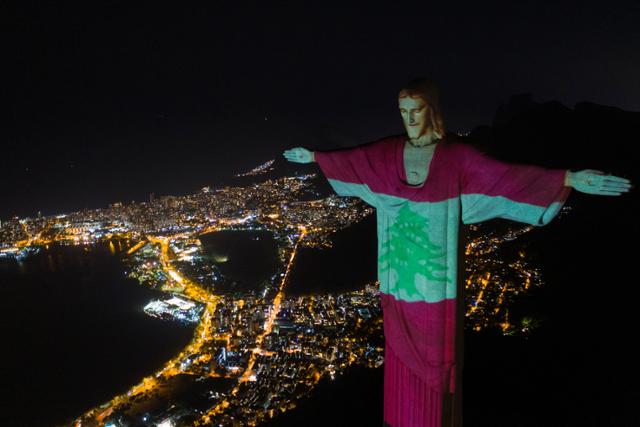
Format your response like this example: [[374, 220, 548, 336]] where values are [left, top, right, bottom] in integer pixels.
[[283, 147, 315, 163], [565, 169, 633, 196], [283, 144, 380, 208], [459, 143, 572, 226]]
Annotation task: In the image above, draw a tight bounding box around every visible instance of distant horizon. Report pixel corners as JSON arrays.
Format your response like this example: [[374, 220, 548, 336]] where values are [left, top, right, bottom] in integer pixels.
[[3, 93, 638, 221]]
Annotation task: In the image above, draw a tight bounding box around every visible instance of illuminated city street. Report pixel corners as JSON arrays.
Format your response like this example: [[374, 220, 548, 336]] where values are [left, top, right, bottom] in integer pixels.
[[0, 163, 573, 426]]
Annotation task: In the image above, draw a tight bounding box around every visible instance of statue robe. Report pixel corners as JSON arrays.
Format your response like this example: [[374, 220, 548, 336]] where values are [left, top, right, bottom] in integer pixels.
[[314, 134, 572, 427]]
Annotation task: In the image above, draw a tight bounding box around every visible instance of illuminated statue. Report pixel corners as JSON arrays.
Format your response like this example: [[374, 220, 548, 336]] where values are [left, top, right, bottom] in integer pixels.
[[283, 77, 632, 427]]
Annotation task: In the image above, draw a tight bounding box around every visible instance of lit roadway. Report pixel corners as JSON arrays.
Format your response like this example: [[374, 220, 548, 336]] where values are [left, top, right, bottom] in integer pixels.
[[75, 225, 308, 427], [197, 227, 308, 425], [54, 216, 541, 425], [80, 232, 228, 425]]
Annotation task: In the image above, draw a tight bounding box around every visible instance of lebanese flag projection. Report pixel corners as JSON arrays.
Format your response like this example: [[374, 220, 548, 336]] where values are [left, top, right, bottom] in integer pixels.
[[314, 134, 571, 427]]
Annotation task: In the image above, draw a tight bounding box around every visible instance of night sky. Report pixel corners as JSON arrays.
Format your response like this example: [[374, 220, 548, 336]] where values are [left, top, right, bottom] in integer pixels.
[[6, 1, 640, 218]]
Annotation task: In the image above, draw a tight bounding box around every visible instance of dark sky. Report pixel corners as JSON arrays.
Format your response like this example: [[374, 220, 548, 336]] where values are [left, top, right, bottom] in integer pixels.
[[5, 1, 640, 217]]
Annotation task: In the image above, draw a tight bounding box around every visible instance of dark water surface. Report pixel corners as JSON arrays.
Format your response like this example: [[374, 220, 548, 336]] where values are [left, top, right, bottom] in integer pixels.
[[285, 213, 378, 296], [0, 240, 195, 427], [198, 228, 279, 293]]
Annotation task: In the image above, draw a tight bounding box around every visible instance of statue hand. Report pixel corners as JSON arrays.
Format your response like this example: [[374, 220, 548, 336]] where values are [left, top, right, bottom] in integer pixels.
[[568, 169, 633, 196], [283, 147, 314, 164]]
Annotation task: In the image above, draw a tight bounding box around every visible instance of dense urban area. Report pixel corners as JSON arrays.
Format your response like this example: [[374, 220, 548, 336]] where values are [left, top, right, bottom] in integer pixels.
[[0, 159, 571, 426]]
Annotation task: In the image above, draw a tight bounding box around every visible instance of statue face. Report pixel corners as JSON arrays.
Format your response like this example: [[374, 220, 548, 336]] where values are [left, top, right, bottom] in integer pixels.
[[398, 95, 431, 141]]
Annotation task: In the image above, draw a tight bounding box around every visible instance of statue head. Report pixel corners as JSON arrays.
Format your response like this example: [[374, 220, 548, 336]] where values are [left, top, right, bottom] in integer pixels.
[[398, 77, 445, 143]]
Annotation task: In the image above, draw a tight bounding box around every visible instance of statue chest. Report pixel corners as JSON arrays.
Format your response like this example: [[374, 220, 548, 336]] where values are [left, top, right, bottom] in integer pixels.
[[403, 144, 435, 186]]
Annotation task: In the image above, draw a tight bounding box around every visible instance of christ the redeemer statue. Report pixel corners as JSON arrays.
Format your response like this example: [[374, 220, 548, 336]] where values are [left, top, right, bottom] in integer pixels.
[[283, 77, 632, 427]]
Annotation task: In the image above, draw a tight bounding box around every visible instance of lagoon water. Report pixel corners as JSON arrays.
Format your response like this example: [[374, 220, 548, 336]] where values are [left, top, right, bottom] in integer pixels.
[[198, 229, 279, 293], [197, 215, 378, 297], [285, 213, 378, 296], [1, 216, 379, 426], [0, 240, 194, 426]]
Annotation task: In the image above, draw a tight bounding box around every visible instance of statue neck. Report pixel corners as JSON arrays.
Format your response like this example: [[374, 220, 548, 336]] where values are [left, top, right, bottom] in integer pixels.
[[407, 130, 439, 148]]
